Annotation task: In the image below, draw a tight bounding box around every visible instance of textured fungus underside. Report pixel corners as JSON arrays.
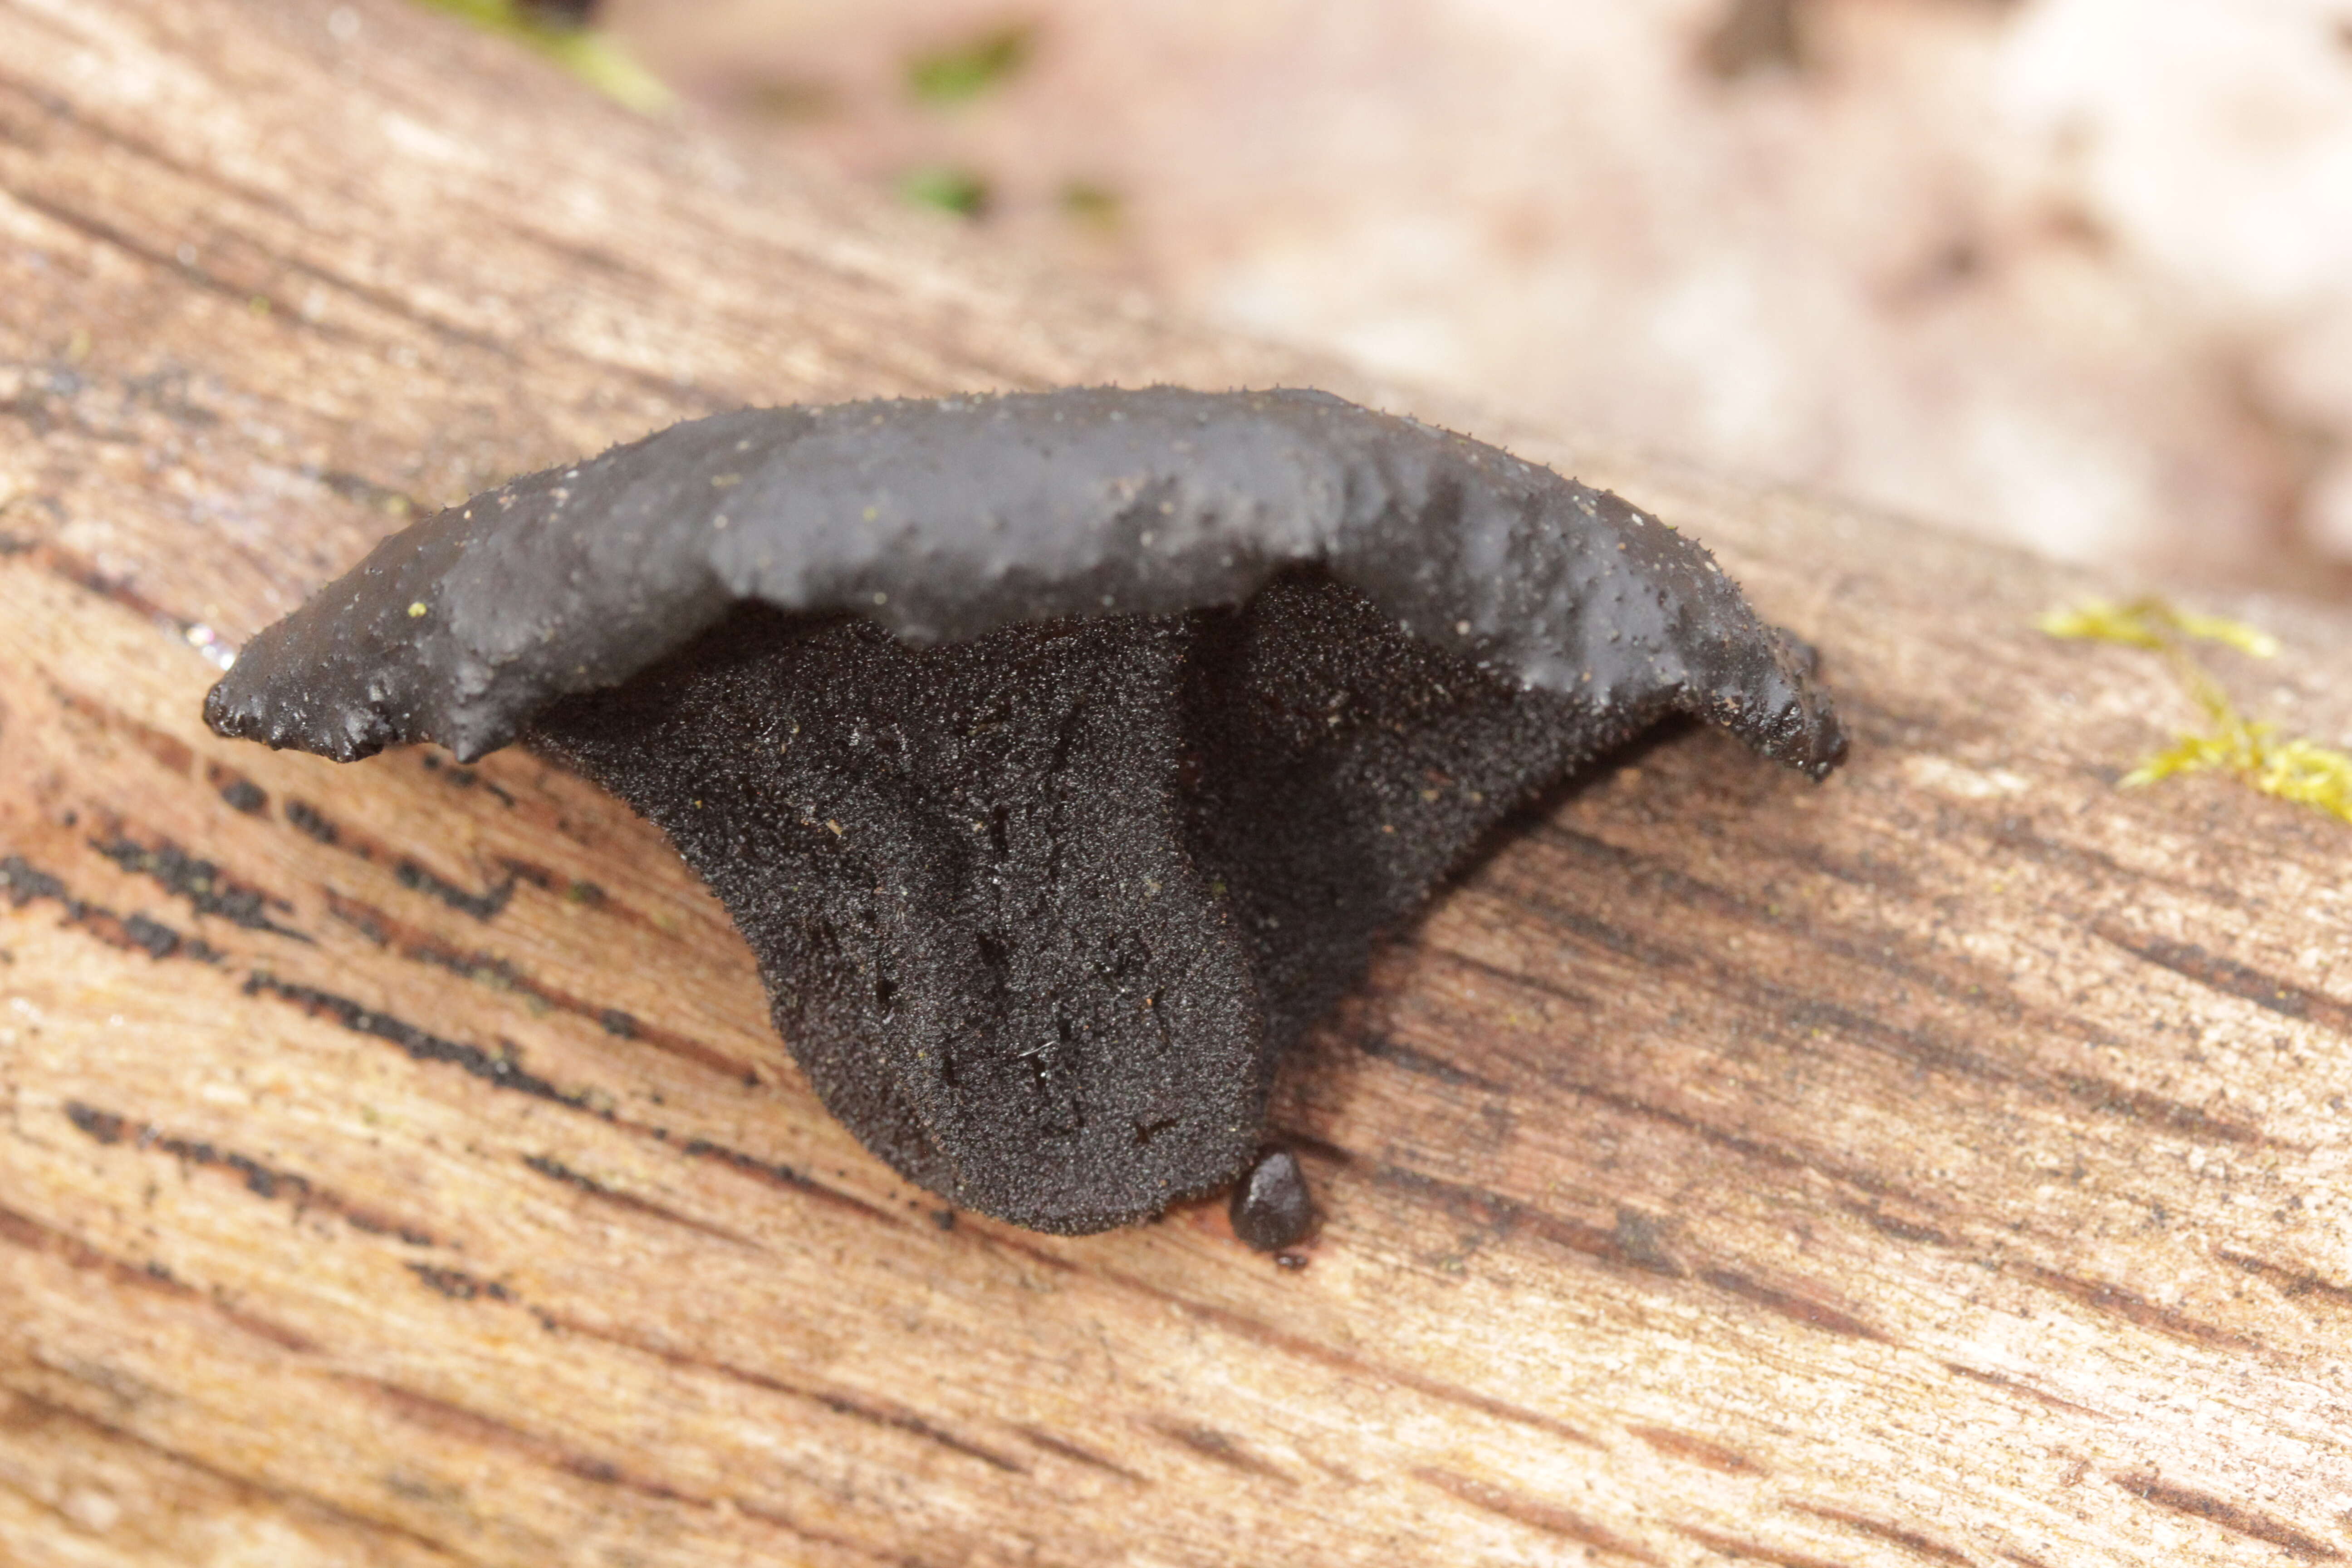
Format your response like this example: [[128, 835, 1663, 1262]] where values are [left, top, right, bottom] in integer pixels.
[[531, 573, 1626, 1233]]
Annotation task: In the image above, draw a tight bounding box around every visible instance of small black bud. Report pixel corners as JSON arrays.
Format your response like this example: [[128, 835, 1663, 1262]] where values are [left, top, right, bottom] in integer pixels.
[[1230, 1147, 1314, 1252]]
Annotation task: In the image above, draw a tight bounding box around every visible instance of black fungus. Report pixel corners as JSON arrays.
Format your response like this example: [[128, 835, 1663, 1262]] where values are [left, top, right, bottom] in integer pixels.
[[206, 386, 1845, 1238], [1230, 1147, 1315, 1252]]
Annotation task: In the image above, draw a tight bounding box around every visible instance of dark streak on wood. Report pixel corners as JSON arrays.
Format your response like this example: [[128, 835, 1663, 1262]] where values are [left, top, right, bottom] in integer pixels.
[[1505, 837, 2271, 1149], [274, 252, 517, 358], [2043, 1069, 2266, 1150], [2111, 1470, 2345, 1561], [506, 218, 653, 285], [211, 1303, 318, 1354], [1016, 1426, 1148, 1483], [1076, 1254, 1606, 1451], [321, 887, 760, 1083], [1980, 812, 2272, 919], [2102, 929, 2352, 1038], [0, 1199, 317, 1356], [291, 793, 713, 957], [0, 1199, 196, 1301], [2216, 1247, 2352, 1312], [281, 799, 346, 848], [1598, 1205, 1690, 1277], [1369, 1163, 1525, 1238], [0, 63, 303, 220], [1628, 1423, 1766, 1476], [1371, 1161, 1695, 1281], [207, 761, 269, 814], [1539, 818, 2085, 1055], [61, 1098, 440, 1245], [1355, 1030, 1509, 1092], [518, 1152, 756, 1248], [391, 857, 515, 922], [1788, 1503, 1974, 1565], [13, 533, 201, 634], [88, 825, 309, 940], [1697, 1269, 1891, 1344], [407, 1264, 513, 1303], [1149, 1421, 1294, 1484], [676, 1137, 906, 1227], [241, 965, 902, 1241], [2018, 1264, 2258, 1352], [0, 186, 363, 349], [0, 852, 222, 963], [1837, 1199, 1963, 1251], [345, 1375, 705, 1504], [805, 1391, 1031, 1478], [1795, 993, 2263, 1151], [49, 679, 191, 774], [1413, 951, 1928, 1202], [1425, 940, 1598, 1012], [244, 970, 586, 1106], [1674, 1523, 1855, 1568], [529, 1306, 1033, 1476], [1939, 1362, 2105, 1420], [1415, 1467, 1662, 1563], [0, 1388, 473, 1563], [279, 798, 516, 923]]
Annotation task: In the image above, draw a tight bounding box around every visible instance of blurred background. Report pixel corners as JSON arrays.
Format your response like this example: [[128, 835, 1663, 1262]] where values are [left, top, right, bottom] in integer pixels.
[[532, 0, 2352, 597]]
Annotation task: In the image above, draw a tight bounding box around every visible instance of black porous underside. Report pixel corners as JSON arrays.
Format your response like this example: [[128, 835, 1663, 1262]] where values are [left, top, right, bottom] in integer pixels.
[[531, 573, 1642, 1233]]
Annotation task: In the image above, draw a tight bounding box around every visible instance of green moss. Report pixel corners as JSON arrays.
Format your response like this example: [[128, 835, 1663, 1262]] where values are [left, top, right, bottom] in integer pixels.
[[412, 0, 672, 113], [2040, 597, 2352, 827], [897, 165, 991, 219], [1058, 179, 1122, 233], [906, 22, 1035, 105], [2037, 598, 2278, 658]]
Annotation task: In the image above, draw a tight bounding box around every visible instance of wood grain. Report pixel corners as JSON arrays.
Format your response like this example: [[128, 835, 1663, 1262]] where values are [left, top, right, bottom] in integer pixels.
[[4, 0, 2352, 1563]]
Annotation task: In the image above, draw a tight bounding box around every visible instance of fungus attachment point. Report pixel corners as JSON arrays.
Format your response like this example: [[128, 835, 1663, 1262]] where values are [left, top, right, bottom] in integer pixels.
[[1230, 1147, 1315, 1252], [205, 387, 1846, 1240]]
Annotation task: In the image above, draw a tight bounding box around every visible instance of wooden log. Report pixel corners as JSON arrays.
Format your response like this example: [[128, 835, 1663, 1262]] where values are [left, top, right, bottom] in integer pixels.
[[4, 1, 2351, 1563]]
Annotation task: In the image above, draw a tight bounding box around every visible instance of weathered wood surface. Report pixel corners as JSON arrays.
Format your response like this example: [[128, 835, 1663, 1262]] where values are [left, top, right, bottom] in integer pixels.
[[5, 1, 2352, 1563]]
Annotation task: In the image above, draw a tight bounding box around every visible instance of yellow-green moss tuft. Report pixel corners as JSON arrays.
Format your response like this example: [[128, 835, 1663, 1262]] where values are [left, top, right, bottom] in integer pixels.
[[2040, 597, 2351, 826], [413, 0, 672, 113]]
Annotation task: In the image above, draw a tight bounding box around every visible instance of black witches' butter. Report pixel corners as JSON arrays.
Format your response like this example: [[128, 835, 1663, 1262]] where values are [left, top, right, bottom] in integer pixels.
[[206, 387, 1845, 1242]]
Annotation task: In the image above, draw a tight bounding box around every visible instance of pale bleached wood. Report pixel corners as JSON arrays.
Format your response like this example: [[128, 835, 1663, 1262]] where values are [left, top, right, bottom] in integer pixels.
[[4, 1, 2352, 1564]]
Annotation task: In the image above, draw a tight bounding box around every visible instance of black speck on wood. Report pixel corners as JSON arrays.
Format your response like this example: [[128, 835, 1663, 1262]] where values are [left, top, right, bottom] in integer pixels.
[[205, 387, 1844, 1237]]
